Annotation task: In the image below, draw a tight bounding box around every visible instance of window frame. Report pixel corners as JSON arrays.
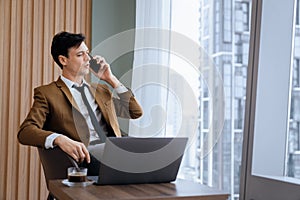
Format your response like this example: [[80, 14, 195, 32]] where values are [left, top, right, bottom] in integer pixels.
[[240, 0, 300, 199]]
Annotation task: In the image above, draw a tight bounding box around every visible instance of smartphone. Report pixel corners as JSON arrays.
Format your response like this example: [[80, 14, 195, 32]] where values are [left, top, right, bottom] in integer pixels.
[[88, 53, 100, 72]]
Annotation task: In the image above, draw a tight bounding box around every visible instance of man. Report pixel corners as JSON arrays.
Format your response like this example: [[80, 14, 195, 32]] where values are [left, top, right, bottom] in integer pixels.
[[18, 31, 143, 173]]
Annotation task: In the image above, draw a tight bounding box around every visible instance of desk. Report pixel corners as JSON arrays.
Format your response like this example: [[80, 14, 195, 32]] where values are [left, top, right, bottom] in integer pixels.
[[49, 179, 229, 200]]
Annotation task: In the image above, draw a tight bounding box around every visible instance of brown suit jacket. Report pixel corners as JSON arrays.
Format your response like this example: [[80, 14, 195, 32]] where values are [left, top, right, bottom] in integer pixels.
[[18, 77, 143, 147]]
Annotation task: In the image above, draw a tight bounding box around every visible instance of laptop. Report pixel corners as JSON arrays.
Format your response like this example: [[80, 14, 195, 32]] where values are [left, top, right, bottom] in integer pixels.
[[89, 137, 188, 185]]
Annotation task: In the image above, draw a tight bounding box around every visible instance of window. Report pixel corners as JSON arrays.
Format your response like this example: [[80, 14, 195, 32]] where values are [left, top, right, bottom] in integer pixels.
[[291, 59, 300, 87], [171, 0, 252, 199], [204, 8, 210, 36], [297, 0, 300, 25], [287, 0, 300, 177], [240, 0, 300, 199], [132, 0, 252, 199], [223, 0, 232, 42]]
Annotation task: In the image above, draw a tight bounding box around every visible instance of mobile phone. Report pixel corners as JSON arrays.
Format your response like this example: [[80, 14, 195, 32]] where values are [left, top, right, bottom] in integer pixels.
[[88, 53, 100, 72]]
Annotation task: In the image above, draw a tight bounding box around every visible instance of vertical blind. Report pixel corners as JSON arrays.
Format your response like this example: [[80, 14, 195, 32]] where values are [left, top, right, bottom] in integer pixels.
[[0, 0, 91, 199]]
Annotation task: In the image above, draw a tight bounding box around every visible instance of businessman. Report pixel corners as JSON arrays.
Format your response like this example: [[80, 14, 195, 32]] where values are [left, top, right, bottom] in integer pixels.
[[18, 31, 143, 173]]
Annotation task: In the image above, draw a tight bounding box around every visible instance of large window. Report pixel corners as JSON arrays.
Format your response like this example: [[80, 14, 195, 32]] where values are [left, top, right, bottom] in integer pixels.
[[287, 0, 300, 179], [169, 0, 252, 199], [198, 1, 250, 199], [240, 0, 300, 199], [131, 0, 252, 199]]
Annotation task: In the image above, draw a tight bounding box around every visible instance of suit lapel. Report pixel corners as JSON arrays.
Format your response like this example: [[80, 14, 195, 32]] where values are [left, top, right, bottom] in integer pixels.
[[90, 84, 121, 137], [55, 77, 80, 112]]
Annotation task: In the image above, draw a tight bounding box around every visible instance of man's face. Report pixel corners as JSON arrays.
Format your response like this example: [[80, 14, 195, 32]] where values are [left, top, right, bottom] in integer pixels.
[[63, 42, 90, 76]]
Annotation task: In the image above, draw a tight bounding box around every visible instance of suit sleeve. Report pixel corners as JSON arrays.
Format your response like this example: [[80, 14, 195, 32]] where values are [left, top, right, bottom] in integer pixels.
[[113, 89, 143, 119], [17, 87, 53, 147]]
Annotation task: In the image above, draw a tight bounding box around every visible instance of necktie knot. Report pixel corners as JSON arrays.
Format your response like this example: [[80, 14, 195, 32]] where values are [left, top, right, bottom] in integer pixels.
[[72, 84, 87, 93]]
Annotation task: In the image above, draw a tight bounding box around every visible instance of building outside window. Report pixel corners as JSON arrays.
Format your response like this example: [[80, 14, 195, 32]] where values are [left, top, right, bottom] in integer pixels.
[[164, 0, 300, 198], [195, 1, 251, 199], [287, 0, 300, 178], [132, 0, 298, 199]]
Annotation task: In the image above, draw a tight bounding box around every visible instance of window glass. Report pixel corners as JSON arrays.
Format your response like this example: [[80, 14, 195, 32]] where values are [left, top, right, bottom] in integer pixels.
[[127, 0, 251, 199], [204, 8, 210, 36], [223, 0, 232, 42], [171, 0, 252, 199], [198, 0, 251, 198], [287, 0, 300, 177], [297, 0, 300, 25]]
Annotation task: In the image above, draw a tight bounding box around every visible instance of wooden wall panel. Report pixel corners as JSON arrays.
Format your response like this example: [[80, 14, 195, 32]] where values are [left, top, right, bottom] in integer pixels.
[[0, 0, 92, 199]]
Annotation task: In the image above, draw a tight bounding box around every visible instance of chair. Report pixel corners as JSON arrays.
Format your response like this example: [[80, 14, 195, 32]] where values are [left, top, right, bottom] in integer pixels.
[[37, 147, 74, 200]]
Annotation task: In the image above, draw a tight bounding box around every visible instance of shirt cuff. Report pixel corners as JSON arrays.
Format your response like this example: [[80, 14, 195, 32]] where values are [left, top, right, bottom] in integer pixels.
[[114, 83, 128, 94], [45, 133, 61, 149]]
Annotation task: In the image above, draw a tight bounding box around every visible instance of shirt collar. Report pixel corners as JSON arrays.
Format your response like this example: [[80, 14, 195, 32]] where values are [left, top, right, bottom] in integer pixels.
[[60, 75, 90, 90]]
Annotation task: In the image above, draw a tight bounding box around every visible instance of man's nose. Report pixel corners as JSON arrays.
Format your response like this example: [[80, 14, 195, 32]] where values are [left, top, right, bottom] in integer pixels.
[[84, 52, 91, 61]]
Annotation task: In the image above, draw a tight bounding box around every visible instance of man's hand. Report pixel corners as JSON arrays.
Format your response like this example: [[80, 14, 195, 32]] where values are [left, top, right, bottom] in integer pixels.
[[90, 55, 120, 88], [54, 135, 90, 163]]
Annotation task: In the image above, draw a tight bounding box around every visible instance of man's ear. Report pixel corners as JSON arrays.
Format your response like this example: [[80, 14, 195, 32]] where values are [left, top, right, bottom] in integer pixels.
[[58, 55, 68, 66]]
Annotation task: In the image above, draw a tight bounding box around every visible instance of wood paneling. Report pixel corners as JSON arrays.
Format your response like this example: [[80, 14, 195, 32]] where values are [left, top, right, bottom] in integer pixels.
[[0, 0, 91, 199]]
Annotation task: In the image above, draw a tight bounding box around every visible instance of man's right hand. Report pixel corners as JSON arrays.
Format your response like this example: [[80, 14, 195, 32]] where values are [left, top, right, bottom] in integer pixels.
[[54, 135, 90, 163]]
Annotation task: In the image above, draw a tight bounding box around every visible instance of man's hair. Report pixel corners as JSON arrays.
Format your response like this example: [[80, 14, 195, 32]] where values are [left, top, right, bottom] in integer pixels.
[[51, 31, 86, 69]]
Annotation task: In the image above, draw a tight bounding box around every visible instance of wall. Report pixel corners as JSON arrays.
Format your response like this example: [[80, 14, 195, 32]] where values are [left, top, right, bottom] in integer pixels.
[[91, 0, 136, 81], [0, 0, 91, 199]]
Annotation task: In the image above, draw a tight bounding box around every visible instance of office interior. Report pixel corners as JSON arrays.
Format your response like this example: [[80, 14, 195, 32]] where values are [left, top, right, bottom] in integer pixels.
[[1, 0, 300, 199]]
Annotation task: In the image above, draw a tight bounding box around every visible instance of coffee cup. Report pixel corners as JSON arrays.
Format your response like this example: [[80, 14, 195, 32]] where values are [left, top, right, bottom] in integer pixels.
[[67, 167, 87, 182]]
